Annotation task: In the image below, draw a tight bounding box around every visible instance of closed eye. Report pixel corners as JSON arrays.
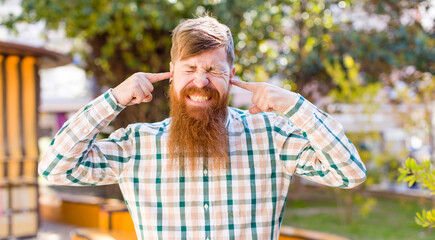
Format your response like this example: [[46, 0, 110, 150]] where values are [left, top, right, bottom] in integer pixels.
[[210, 71, 225, 77]]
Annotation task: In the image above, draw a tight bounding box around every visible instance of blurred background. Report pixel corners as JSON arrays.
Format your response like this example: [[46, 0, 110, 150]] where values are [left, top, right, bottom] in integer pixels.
[[0, 0, 434, 239]]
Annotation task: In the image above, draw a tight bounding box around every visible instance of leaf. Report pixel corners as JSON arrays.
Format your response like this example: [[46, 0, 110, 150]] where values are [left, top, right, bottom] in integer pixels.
[[408, 179, 416, 187], [427, 210, 435, 223], [423, 159, 430, 169], [397, 174, 405, 182], [403, 175, 414, 183], [405, 158, 412, 169], [415, 212, 425, 226]]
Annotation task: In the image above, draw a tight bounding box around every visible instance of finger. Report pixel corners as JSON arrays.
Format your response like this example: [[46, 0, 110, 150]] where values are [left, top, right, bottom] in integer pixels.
[[251, 93, 260, 106], [127, 98, 142, 106], [136, 78, 154, 97], [140, 75, 154, 92], [145, 72, 172, 83], [127, 89, 147, 105], [230, 78, 258, 92], [138, 86, 152, 102], [141, 91, 153, 103], [143, 93, 153, 102], [249, 105, 262, 114]]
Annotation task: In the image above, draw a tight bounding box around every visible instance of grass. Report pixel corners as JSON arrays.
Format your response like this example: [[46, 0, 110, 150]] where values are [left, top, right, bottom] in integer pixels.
[[281, 187, 435, 240]]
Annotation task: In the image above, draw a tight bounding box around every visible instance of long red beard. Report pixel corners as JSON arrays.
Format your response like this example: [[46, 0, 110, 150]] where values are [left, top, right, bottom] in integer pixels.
[[168, 84, 229, 171]]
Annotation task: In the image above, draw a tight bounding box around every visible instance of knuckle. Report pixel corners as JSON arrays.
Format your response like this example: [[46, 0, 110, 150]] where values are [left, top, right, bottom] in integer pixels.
[[264, 85, 273, 92], [134, 90, 142, 97], [132, 73, 141, 79]]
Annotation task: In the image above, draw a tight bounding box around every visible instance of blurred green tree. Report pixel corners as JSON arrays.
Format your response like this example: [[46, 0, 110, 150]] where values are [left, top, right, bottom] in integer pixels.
[[2, 0, 258, 127], [235, 0, 434, 102], [2, 0, 434, 128]]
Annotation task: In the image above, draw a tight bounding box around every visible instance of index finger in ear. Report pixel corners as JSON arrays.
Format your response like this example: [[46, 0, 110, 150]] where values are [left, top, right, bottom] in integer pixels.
[[230, 78, 257, 92], [145, 72, 173, 83]]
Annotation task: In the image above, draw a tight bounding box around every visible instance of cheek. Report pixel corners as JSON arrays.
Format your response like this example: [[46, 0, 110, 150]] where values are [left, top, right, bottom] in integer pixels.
[[211, 79, 230, 96], [173, 74, 190, 95], [173, 83, 184, 98]]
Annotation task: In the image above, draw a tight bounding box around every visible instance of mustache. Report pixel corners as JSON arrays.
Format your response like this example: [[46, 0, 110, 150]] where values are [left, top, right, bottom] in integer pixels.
[[181, 85, 220, 99]]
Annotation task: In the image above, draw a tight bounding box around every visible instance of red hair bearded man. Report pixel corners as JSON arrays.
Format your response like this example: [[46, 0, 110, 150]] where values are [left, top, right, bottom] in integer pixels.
[[40, 15, 366, 240]]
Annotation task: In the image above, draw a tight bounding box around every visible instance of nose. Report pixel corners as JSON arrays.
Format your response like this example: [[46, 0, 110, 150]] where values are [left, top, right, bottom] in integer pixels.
[[193, 72, 209, 88]]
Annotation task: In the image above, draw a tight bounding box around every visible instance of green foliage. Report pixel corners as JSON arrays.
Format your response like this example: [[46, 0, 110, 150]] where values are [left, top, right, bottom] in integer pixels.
[[284, 192, 435, 239], [235, 0, 434, 101], [2, 0, 259, 127], [416, 209, 435, 228], [356, 195, 377, 218], [398, 158, 435, 228], [2, 0, 433, 127], [324, 55, 382, 106], [399, 158, 435, 194], [235, 0, 353, 97]]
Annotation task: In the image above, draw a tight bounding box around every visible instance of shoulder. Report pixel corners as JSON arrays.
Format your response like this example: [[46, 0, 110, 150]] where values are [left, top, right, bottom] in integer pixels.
[[125, 118, 172, 136], [228, 107, 299, 138], [228, 107, 285, 124]]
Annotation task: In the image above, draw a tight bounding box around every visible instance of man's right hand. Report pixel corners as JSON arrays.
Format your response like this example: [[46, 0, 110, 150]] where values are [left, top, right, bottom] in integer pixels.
[[112, 72, 172, 106]]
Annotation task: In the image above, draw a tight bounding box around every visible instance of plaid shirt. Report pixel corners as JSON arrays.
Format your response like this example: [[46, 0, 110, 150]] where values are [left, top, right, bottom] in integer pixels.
[[39, 90, 366, 240]]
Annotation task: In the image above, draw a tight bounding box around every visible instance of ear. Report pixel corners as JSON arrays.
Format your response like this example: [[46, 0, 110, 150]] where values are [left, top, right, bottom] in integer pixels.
[[228, 65, 236, 91], [170, 62, 174, 74]]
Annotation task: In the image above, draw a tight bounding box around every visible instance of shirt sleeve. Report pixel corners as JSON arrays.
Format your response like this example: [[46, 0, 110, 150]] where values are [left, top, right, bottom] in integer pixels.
[[277, 94, 367, 189], [38, 90, 134, 186]]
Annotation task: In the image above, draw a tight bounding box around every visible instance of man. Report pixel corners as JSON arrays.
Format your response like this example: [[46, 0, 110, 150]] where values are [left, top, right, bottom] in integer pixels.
[[40, 16, 366, 240]]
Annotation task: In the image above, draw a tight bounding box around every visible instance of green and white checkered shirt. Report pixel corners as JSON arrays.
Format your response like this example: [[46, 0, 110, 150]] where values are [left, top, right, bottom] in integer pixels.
[[39, 90, 366, 240]]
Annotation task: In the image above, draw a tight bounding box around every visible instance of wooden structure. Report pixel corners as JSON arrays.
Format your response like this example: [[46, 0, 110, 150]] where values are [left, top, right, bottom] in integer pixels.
[[0, 41, 70, 239]]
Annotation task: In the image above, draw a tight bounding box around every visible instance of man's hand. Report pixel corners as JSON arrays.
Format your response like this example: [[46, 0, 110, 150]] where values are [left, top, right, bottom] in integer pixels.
[[230, 78, 299, 114], [112, 72, 172, 106]]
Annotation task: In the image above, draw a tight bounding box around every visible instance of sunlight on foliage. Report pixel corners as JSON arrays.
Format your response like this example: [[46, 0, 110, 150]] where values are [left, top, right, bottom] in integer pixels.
[[398, 158, 435, 228]]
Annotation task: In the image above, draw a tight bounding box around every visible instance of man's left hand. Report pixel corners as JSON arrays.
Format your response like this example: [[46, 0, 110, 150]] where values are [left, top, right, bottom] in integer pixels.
[[230, 78, 299, 114]]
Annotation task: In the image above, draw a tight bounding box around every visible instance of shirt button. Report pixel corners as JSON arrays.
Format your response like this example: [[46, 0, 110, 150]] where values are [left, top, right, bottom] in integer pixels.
[[83, 128, 89, 134], [203, 169, 208, 176], [204, 203, 208, 210]]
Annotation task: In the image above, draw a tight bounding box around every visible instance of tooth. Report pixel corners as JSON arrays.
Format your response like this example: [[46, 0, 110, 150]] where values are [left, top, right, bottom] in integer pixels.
[[190, 95, 210, 102]]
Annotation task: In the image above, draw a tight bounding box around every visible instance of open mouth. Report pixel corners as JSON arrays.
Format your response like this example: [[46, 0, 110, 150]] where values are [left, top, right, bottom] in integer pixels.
[[187, 95, 212, 102]]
